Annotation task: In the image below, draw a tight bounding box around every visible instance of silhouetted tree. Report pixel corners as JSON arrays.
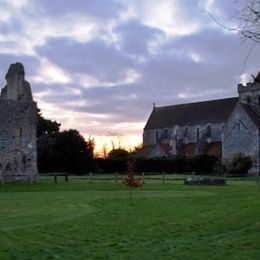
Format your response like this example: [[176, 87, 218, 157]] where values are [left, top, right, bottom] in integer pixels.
[[37, 109, 60, 172], [51, 129, 94, 174], [37, 111, 95, 173], [37, 109, 60, 136], [107, 148, 129, 160]]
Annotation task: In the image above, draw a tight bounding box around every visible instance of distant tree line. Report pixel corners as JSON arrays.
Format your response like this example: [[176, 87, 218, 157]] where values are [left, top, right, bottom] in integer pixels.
[[96, 149, 253, 176], [37, 112, 253, 176]]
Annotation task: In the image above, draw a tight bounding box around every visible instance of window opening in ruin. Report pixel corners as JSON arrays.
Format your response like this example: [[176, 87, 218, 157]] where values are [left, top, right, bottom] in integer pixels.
[[16, 127, 22, 149], [258, 96, 260, 108], [5, 163, 12, 172]]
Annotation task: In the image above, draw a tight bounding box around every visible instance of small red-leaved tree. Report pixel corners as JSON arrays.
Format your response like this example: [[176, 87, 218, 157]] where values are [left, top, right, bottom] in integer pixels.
[[123, 161, 142, 205]]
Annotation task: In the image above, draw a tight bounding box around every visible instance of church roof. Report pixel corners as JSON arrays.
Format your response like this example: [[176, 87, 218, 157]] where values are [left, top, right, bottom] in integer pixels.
[[144, 97, 238, 130]]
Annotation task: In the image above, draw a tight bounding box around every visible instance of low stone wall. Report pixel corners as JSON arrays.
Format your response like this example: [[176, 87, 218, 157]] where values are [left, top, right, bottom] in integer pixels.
[[184, 177, 226, 185]]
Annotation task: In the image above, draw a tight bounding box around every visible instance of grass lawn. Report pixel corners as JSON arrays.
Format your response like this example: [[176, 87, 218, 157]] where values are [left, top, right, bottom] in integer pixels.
[[0, 180, 259, 259]]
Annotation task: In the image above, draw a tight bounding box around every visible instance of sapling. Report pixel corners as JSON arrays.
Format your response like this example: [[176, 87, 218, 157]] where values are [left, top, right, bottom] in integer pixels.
[[123, 161, 142, 205]]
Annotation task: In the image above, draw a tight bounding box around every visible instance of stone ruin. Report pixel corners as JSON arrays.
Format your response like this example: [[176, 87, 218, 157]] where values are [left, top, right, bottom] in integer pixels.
[[0, 62, 38, 182]]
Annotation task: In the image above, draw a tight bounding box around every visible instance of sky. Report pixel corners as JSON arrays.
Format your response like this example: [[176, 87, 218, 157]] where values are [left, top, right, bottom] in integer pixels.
[[0, 0, 259, 156]]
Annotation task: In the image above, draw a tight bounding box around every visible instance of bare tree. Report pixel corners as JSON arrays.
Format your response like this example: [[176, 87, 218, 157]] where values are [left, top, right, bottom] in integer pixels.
[[239, 0, 260, 43], [102, 143, 108, 158], [108, 132, 125, 149], [208, 0, 260, 44]]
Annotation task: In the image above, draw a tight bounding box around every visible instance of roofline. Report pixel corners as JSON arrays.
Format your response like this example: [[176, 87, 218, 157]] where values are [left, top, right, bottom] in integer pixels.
[[154, 97, 238, 110]]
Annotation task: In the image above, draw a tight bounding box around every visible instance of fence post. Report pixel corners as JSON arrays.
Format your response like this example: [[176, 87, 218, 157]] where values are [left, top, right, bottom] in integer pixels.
[[54, 173, 57, 183], [257, 171, 259, 186], [115, 172, 118, 183], [65, 173, 68, 182], [89, 172, 92, 183], [142, 172, 145, 184], [162, 171, 165, 184]]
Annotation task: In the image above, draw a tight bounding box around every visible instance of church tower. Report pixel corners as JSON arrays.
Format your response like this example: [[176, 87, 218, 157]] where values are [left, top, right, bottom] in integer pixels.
[[238, 72, 260, 113]]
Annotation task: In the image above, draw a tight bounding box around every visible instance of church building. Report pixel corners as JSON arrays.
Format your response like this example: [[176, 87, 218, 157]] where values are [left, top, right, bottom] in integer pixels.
[[142, 72, 260, 172], [0, 63, 38, 182]]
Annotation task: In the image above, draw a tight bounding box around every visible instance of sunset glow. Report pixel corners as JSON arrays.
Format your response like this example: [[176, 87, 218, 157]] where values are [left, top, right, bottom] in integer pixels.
[[90, 135, 142, 157]]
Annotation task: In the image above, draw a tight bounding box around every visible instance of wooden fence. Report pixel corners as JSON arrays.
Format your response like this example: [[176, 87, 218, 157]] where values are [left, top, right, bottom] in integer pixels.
[[39, 172, 259, 186]]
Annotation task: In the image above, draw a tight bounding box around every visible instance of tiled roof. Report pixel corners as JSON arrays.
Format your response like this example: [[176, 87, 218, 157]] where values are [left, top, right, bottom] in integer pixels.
[[133, 145, 154, 158], [144, 97, 238, 130]]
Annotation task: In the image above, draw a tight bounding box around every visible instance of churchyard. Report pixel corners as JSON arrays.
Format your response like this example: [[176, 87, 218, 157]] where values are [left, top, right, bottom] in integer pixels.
[[0, 179, 259, 259]]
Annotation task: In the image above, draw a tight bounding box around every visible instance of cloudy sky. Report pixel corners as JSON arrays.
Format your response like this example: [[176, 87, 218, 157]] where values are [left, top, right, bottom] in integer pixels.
[[0, 0, 259, 155]]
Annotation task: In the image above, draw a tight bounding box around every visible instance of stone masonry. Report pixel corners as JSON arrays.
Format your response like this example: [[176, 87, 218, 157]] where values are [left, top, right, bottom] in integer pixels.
[[0, 62, 38, 181]]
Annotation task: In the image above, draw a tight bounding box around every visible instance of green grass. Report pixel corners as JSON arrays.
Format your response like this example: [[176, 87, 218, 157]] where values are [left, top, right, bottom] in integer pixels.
[[0, 180, 259, 259]]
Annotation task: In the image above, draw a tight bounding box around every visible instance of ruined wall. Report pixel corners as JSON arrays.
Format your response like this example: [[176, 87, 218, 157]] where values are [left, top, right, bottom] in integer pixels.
[[0, 63, 38, 181]]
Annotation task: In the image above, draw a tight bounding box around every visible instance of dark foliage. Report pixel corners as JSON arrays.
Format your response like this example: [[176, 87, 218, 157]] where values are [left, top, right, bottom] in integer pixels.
[[37, 109, 60, 137], [95, 158, 128, 173], [95, 155, 220, 174], [107, 148, 129, 160], [224, 154, 253, 176], [190, 155, 219, 174], [51, 130, 94, 174], [37, 111, 95, 174], [37, 110, 60, 172]]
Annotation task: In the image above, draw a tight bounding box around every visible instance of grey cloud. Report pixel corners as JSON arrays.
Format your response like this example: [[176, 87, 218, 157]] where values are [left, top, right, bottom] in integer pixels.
[[44, 83, 149, 121], [35, 27, 260, 126], [0, 19, 23, 34], [115, 20, 164, 57], [137, 29, 260, 102], [33, 0, 124, 19], [37, 37, 134, 83]]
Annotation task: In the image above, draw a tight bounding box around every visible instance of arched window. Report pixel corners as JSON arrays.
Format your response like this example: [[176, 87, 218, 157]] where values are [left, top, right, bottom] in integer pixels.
[[258, 96, 260, 108]]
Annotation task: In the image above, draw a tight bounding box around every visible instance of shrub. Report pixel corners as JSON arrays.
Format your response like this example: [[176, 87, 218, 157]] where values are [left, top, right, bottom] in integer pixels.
[[224, 154, 253, 176], [190, 155, 219, 174], [95, 155, 220, 174]]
